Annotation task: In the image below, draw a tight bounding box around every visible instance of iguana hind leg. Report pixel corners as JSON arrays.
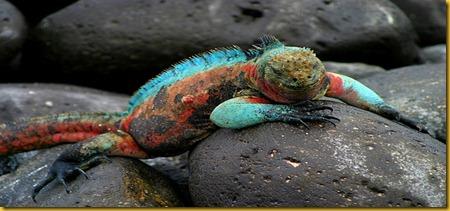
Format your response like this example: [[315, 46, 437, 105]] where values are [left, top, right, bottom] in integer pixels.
[[32, 130, 148, 202]]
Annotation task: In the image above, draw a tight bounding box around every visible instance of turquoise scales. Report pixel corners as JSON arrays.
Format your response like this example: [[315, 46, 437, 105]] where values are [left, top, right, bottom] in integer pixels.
[[126, 35, 282, 113], [127, 47, 260, 113]]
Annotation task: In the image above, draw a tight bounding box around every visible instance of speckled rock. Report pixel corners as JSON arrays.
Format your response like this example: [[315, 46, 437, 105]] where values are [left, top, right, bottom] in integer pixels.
[[390, 0, 446, 46], [0, 0, 26, 66], [323, 61, 386, 79], [189, 101, 446, 207], [360, 64, 446, 142], [22, 0, 419, 92], [420, 45, 446, 64], [0, 145, 184, 207]]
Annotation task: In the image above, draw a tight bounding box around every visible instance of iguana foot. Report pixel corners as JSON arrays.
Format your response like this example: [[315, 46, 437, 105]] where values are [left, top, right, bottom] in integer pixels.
[[280, 100, 340, 129], [293, 100, 333, 113], [281, 113, 340, 129], [32, 155, 110, 203], [378, 105, 429, 134]]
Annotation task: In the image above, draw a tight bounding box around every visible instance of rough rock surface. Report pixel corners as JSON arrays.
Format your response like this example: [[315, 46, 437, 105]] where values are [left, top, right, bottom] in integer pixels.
[[420, 45, 446, 64], [0, 0, 26, 67], [189, 101, 446, 207], [323, 61, 385, 79], [361, 64, 446, 142], [0, 145, 184, 207], [390, 0, 446, 46], [21, 0, 419, 92]]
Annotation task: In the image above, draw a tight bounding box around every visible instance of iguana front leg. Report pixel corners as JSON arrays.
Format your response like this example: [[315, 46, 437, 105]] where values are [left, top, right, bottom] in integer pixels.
[[210, 96, 338, 129], [32, 130, 148, 202], [325, 72, 428, 132]]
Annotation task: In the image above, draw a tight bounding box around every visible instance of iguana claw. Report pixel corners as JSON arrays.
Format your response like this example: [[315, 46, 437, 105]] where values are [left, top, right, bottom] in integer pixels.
[[32, 159, 81, 202]]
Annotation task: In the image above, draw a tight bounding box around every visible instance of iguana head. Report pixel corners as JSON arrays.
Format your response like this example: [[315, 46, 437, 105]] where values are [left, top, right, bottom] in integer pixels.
[[252, 36, 329, 103]]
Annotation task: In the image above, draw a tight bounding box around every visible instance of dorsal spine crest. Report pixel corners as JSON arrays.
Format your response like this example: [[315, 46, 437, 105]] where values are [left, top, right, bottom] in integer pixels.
[[127, 46, 250, 112]]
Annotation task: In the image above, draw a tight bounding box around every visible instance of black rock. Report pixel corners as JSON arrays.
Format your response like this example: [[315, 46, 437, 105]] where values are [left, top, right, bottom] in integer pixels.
[[0, 0, 26, 67], [21, 0, 419, 93], [0, 145, 184, 207], [189, 101, 446, 207], [420, 45, 446, 64], [6, 0, 77, 26], [360, 64, 446, 142], [323, 61, 386, 79], [390, 0, 446, 46]]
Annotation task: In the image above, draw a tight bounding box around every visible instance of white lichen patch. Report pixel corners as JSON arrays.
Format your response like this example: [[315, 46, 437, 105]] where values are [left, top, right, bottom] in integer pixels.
[[326, 133, 445, 206], [329, 135, 369, 176], [389, 142, 446, 207]]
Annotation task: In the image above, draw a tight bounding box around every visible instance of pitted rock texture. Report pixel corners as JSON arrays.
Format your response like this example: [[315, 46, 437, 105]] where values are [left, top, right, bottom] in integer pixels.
[[0, 0, 26, 66], [0, 145, 184, 207], [361, 64, 446, 142], [323, 61, 385, 79], [390, 0, 446, 46], [189, 101, 446, 207], [21, 0, 419, 93]]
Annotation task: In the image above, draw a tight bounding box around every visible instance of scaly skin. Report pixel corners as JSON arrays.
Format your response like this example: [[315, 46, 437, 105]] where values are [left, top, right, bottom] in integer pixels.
[[0, 35, 427, 201]]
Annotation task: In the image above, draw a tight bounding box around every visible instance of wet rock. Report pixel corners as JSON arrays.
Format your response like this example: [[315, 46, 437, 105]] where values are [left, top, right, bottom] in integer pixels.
[[189, 101, 446, 207], [0, 145, 184, 207], [390, 0, 446, 46], [420, 45, 446, 64], [0, 0, 26, 66], [323, 61, 386, 79], [6, 0, 77, 25], [360, 64, 446, 142], [22, 0, 419, 93]]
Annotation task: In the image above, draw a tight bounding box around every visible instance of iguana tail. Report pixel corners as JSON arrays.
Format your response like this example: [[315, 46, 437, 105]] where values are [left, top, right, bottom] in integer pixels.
[[0, 112, 125, 156]]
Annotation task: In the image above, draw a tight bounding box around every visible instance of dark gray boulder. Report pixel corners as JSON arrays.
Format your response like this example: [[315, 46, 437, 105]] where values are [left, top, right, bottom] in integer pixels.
[[0, 145, 184, 207], [323, 61, 386, 79], [420, 45, 446, 64], [0, 0, 26, 67], [360, 64, 446, 142], [390, 0, 446, 46], [189, 101, 446, 207], [22, 0, 419, 92]]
